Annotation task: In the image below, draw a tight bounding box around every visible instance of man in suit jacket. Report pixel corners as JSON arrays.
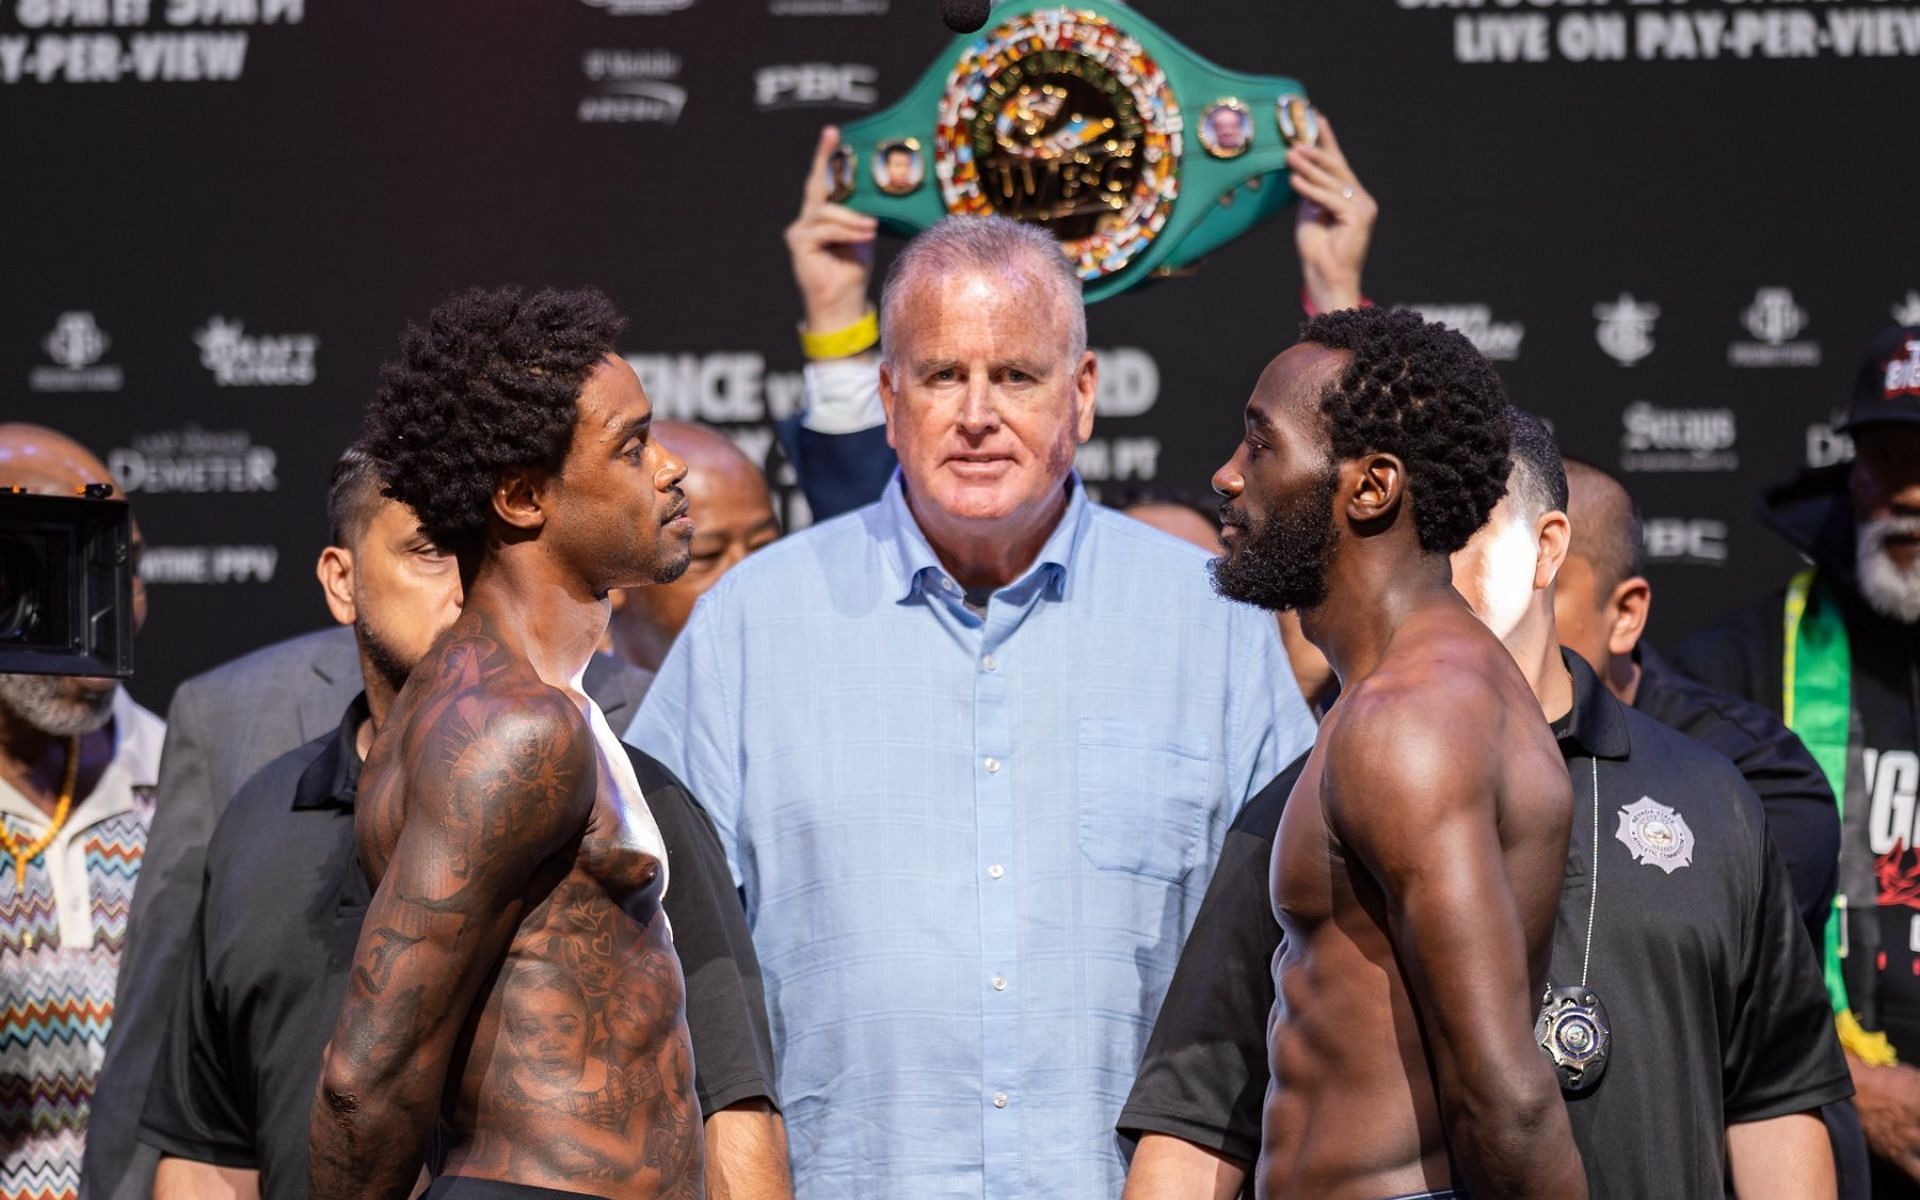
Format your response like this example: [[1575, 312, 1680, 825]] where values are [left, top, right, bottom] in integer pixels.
[[86, 450, 782, 1199]]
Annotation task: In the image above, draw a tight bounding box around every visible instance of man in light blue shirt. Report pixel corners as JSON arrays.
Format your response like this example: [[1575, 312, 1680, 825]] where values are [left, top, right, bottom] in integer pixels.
[[629, 212, 1314, 1198]]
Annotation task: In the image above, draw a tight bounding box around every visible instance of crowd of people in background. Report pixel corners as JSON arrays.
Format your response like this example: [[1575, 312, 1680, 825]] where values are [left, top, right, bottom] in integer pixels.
[[0, 117, 1916, 1200]]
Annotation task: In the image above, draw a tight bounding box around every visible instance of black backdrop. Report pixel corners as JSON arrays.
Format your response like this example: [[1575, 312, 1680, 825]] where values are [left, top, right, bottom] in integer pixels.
[[5, 0, 1917, 710]]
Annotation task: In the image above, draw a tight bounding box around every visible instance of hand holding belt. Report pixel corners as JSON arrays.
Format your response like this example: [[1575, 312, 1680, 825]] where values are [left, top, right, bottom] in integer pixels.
[[831, 1, 1313, 302]]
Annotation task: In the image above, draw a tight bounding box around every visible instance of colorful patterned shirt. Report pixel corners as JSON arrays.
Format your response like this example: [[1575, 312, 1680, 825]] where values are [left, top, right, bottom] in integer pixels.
[[0, 689, 164, 1200]]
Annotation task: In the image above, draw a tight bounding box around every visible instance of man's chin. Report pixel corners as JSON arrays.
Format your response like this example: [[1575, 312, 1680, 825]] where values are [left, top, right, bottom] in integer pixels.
[[650, 548, 694, 587], [0, 673, 117, 737]]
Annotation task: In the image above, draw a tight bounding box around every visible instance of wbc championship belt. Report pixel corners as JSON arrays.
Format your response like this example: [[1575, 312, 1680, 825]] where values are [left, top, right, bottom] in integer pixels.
[[830, 1, 1314, 302]]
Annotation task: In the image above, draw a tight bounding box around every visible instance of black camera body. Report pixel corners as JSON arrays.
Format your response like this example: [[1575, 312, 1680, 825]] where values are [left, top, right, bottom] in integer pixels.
[[0, 487, 135, 678]]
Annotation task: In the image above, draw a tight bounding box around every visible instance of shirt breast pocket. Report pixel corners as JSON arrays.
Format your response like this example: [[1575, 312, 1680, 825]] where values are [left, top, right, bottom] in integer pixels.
[[1076, 717, 1215, 883]]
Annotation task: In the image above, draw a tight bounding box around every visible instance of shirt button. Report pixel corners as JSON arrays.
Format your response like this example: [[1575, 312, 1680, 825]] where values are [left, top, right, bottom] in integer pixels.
[[987, 864, 1004, 879], [992, 1092, 1009, 1109], [984, 757, 1001, 774], [982, 654, 998, 672], [992, 975, 1007, 991]]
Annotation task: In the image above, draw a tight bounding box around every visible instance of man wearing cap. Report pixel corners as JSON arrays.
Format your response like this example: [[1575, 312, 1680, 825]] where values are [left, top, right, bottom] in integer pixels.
[[1681, 325, 1920, 1196]]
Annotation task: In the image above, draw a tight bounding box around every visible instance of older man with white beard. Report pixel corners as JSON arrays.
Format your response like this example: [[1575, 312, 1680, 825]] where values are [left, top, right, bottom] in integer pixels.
[[1682, 324, 1920, 1197], [0, 425, 165, 1200]]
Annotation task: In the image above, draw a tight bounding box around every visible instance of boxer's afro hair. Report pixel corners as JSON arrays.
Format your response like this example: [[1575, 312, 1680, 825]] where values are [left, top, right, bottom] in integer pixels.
[[361, 285, 625, 557], [1301, 306, 1512, 556]]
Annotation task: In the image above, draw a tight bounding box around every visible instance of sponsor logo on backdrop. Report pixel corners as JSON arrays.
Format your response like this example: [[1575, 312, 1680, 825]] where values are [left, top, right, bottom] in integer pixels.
[[1619, 401, 1738, 473], [140, 544, 278, 585], [1807, 412, 1854, 469], [1403, 304, 1524, 361], [624, 345, 1162, 497], [1400, 3, 1920, 67], [770, 0, 887, 15], [1896, 291, 1920, 328], [579, 48, 685, 124], [754, 63, 877, 110], [626, 346, 1159, 424], [194, 317, 316, 386], [29, 311, 122, 392], [578, 0, 696, 14], [109, 427, 277, 494], [1730, 287, 1821, 367], [1643, 517, 1728, 566], [1594, 294, 1659, 367], [1, 0, 305, 85]]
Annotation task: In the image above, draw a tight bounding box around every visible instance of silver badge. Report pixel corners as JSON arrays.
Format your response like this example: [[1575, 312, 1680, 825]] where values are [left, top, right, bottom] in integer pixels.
[[1615, 796, 1694, 873]]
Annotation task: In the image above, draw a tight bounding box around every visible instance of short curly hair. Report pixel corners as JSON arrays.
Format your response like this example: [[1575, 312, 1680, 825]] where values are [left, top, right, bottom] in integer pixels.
[[1301, 307, 1512, 555], [361, 286, 625, 556]]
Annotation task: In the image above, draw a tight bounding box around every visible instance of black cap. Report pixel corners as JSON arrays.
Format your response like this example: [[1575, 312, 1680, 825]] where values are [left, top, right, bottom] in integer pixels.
[[1844, 325, 1920, 432]]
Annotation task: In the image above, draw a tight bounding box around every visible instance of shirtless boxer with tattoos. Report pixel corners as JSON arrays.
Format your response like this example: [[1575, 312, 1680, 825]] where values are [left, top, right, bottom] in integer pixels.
[[1209, 307, 1584, 1200], [309, 286, 701, 1200]]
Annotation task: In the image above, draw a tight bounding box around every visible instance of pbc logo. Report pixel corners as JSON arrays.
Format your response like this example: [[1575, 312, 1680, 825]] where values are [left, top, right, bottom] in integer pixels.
[[754, 64, 877, 110], [1593, 294, 1659, 367], [1643, 518, 1727, 566]]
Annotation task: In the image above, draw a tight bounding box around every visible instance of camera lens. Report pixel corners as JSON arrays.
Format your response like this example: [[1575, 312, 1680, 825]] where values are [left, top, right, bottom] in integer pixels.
[[0, 537, 42, 643]]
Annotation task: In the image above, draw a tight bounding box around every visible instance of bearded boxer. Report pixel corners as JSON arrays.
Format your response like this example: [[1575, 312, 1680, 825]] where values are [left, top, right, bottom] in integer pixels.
[[308, 286, 701, 1199], [1209, 308, 1584, 1199]]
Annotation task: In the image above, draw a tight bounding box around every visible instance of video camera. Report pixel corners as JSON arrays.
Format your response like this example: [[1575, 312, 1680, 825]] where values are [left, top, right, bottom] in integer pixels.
[[0, 485, 135, 678]]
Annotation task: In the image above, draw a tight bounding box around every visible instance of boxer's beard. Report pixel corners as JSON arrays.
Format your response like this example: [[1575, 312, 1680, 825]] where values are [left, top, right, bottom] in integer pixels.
[[1211, 466, 1341, 613], [357, 617, 418, 699], [0, 674, 116, 738], [1857, 515, 1920, 624]]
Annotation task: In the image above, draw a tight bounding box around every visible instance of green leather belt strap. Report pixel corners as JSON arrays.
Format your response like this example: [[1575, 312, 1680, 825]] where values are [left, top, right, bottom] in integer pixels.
[[834, 1, 1309, 302], [1784, 568, 1878, 1048]]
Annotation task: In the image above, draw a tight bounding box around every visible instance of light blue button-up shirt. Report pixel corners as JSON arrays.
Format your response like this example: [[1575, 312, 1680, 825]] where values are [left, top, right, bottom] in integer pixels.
[[628, 474, 1313, 1198]]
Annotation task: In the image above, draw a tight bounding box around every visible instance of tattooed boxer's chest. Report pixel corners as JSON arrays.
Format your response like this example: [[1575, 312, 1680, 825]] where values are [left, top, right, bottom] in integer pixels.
[[573, 784, 666, 924]]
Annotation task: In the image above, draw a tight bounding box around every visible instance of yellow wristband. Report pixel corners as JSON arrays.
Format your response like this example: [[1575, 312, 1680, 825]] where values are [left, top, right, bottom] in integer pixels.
[[1838, 1009, 1900, 1067], [799, 309, 879, 361]]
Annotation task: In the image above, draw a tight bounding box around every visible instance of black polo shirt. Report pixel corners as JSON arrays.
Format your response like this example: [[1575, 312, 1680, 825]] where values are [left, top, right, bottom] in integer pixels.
[[1632, 642, 1840, 950], [1118, 652, 1851, 1199], [139, 695, 778, 1197]]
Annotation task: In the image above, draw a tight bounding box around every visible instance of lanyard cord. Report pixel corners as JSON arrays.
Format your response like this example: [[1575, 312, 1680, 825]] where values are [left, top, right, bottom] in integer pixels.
[[1581, 757, 1598, 988]]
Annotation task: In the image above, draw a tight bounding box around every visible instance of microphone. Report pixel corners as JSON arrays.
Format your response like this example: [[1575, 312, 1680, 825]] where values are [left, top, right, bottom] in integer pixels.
[[941, 0, 990, 33]]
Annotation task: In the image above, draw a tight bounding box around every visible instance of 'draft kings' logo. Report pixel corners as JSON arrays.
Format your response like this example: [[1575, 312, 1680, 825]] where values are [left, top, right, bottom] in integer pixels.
[[936, 9, 1182, 283]]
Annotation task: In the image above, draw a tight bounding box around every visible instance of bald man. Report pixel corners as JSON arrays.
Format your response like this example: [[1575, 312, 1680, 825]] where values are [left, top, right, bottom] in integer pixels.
[[1555, 458, 1840, 948], [0, 425, 166, 1200], [608, 422, 779, 672]]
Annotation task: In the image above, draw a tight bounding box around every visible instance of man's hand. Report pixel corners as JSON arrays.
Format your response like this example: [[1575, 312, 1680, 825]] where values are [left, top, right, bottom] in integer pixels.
[[1288, 115, 1376, 315], [1851, 1054, 1920, 1181], [785, 125, 879, 336]]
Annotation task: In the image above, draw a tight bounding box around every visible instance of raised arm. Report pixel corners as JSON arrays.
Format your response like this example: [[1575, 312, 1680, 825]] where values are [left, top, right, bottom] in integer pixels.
[[308, 686, 594, 1200], [1326, 696, 1585, 1199]]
